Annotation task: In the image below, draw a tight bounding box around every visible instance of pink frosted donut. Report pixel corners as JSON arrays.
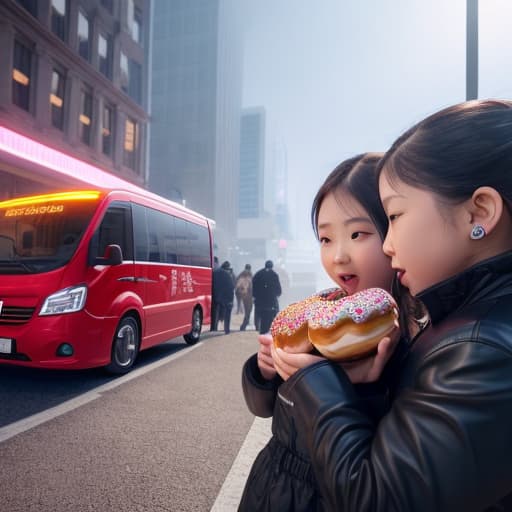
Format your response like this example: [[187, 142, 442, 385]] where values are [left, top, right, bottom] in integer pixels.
[[307, 288, 398, 361], [270, 288, 346, 353]]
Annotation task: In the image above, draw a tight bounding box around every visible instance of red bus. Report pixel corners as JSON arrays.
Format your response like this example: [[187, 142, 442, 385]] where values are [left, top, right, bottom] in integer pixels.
[[0, 188, 213, 373], [0, 125, 214, 374]]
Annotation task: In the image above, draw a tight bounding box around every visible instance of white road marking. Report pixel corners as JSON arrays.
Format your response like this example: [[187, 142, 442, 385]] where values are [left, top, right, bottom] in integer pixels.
[[210, 416, 272, 511], [0, 343, 202, 444]]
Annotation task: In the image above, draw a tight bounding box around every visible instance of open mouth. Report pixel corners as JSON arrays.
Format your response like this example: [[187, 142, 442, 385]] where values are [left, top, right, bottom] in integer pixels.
[[338, 274, 358, 294]]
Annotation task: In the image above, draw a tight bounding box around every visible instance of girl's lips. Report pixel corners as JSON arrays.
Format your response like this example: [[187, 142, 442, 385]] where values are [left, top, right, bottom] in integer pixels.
[[397, 270, 406, 285]]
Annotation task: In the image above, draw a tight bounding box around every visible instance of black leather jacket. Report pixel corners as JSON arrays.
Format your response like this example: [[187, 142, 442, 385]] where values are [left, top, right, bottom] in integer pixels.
[[241, 251, 512, 511]]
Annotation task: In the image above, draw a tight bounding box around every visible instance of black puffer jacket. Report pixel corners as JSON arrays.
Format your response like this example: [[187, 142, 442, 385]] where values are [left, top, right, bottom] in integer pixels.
[[240, 251, 512, 511]]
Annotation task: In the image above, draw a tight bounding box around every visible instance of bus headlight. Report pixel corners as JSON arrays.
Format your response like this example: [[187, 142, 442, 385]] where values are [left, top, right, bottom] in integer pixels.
[[39, 286, 87, 316]]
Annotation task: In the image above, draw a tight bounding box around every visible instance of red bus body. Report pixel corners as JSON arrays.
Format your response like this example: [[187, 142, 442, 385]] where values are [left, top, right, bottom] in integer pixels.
[[0, 188, 213, 371]]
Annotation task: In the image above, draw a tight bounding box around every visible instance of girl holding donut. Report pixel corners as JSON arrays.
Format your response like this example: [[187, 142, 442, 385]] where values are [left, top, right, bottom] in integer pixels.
[[258, 99, 512, 511], [239, 153, 420, 510]]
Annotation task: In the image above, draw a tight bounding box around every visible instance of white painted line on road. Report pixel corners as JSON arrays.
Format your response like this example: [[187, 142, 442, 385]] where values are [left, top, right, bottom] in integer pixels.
[[0, 342, 202, 444], [210, 416, 272, 511]]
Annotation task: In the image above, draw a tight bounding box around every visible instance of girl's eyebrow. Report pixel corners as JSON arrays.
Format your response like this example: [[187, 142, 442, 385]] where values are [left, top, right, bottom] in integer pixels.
[[344, 217, 372, 226], [381, 194, 404, 209], [318, 217, 372, 230]]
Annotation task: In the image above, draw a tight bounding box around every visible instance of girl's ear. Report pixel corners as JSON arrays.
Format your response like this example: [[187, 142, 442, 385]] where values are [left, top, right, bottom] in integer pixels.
[[467, 186, 504, 235]]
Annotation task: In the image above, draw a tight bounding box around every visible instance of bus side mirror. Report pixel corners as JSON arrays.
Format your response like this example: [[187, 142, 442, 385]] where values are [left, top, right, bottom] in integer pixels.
[[92, 244, 123, 266]]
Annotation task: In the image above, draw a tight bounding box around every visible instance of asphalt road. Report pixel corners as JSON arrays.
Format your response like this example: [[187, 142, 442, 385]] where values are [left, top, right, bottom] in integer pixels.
[[0, 315, 265, 512]]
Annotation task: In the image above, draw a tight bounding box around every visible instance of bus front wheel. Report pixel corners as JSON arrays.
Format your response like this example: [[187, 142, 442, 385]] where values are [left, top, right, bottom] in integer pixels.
[[184, 308, 202, 345], [106, 316, 140, 374]]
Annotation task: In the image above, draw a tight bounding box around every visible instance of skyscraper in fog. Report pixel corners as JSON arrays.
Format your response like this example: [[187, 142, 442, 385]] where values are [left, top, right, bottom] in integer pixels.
[[149, 0, 242, 256], [239, 107, 265, 219], [237, 107, 289, 269]]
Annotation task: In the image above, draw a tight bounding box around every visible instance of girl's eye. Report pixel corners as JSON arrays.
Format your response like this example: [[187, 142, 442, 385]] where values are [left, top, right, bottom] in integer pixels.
[[319, 237, 330, 244], [351, 231, 370, 240], [389, 214, 400, 222]]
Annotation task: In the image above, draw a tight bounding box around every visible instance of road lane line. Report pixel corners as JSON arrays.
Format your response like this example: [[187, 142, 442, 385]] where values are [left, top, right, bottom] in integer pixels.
[[210, 416, 272, 511], [0, 343, 202, 444]]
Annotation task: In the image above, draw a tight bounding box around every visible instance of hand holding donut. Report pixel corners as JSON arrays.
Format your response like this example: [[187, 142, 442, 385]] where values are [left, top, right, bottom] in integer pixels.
[[269, 287, 399, 381], [256, 334, 277, 381]]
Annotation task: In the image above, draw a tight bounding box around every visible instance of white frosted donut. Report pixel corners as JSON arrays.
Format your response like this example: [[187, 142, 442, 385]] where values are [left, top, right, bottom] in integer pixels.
[[307, 288, 398, 361]]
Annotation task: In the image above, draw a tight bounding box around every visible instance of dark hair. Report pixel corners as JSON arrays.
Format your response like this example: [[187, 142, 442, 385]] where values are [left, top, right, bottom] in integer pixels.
[[311, 153, 387, 240], [378, 99, 512, 207], [265, 260, 273, 269]]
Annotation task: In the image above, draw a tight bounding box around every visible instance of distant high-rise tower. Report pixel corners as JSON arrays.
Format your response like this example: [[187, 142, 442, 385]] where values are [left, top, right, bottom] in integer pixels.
[[239, 107, 265, 219], [149, 0, 242, 256]]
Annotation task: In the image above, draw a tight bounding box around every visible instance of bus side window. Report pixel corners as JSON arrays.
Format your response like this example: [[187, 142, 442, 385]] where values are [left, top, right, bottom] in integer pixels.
[[94, 202, 133, 261], [188, 222, 210, 267], [132, 203, 148, 261], [161, 213, 177, 264], [175, 217, 191, 266], [145, 208, 178, 264]]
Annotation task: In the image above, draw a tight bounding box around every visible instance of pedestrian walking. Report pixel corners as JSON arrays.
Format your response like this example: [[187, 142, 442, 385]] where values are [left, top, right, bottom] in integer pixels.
[[252, 260, 282, 334], [211, 260, 235, 334], [235, 264, 253, 331]]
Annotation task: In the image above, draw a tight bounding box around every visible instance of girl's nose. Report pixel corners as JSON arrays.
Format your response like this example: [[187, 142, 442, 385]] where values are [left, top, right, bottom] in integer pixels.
[[333, 246, 349, 264], [382, 231, 394, 257]]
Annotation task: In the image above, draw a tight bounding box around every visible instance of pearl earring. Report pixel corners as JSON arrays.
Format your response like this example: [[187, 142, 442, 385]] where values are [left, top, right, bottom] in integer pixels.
[[470, 224, 486, 240]]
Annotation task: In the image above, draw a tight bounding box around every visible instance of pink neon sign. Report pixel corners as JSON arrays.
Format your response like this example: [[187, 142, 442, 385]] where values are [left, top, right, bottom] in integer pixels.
[[0, 125, 144, 193]]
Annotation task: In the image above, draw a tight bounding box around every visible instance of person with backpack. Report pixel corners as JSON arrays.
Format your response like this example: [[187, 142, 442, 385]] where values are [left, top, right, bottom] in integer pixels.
[[236, 264, 253, 331]]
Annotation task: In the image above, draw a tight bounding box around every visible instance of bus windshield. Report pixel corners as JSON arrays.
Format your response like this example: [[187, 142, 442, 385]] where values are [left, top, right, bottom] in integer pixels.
[[0, 191, 101, 274]]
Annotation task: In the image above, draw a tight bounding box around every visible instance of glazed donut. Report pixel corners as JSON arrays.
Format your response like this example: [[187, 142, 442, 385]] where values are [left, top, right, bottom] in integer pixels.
[[270, 288, 346, 353], [308, 288, 398, 361]]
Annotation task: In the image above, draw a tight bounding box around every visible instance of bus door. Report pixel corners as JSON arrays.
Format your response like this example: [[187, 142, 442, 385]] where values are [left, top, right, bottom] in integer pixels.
[[132, 204, 182, 343]]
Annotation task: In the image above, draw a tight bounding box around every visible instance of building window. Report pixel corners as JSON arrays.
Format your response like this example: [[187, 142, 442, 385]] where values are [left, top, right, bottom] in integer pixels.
[[120, 53, 142, 105], [16, 0, 37, 16], [123, 118, 137, 169], [51, 0, 68, 42], [79, 88, 92, 145], [50, 69, 65, 130], [132, 7, 142, 44], [12, 40, 32, 112], [120, 51, 128, 94], [77, 10, 90, 61], [102, 105, 113, 157], [128, 60, 142, 104], [98, 33, 111, 79]]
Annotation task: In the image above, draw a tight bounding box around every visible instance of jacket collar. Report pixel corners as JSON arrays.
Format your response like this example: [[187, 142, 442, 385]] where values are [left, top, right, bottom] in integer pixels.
[[417, 251, 512, 325]]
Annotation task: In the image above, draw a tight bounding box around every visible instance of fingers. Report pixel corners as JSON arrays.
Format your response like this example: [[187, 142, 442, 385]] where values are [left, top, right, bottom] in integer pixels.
[[258, 333, 273, 347], [271, 345, 324, 381], [257, 350, 274, 369], [367, 336, 397, 381], [367, 338, 391, 380]]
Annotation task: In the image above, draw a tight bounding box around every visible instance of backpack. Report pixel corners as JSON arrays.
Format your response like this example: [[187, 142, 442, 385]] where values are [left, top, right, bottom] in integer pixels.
[[236, 275, 251, 296]]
